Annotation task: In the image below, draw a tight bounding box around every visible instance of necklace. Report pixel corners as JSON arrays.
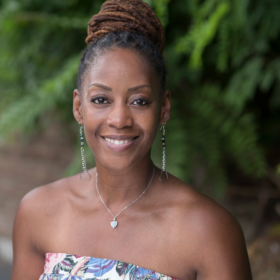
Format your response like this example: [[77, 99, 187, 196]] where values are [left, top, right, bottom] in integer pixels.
[[96, 164, 155, 228]]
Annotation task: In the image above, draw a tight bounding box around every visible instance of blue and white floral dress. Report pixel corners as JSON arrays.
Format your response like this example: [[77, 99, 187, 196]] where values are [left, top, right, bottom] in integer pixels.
[[39, 253, 178, 280]]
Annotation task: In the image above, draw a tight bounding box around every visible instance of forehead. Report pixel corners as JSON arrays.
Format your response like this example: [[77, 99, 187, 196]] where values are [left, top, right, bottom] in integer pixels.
[[82, 48, 158, 93]]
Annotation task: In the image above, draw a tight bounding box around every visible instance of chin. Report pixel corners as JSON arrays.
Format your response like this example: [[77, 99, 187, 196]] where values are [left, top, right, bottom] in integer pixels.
[[94, 149, 150, 171], [97, 157, 137, 171]]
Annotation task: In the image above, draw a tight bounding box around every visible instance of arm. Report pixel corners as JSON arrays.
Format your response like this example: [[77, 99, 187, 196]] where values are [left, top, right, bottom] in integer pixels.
[[11, 192, 45, 280]]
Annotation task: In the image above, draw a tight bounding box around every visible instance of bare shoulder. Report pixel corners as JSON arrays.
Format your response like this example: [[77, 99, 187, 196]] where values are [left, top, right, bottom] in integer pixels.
[[165, 176, 236, 225], [185, 186, 242, 238], [164, 174, 252, 279], [165, 174, 242, 236], [18, 175, 74, 217], [11, 174, 83, 280], [18, 167, 97, 212], [14, 171, 87, 240]]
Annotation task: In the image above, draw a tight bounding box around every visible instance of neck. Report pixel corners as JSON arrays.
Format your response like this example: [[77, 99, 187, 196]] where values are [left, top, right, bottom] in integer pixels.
[[94, 155, 155, 212]]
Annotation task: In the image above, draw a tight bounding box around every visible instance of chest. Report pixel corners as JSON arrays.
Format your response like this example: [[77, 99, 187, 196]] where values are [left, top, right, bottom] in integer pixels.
[[37, 201, 197, 280]]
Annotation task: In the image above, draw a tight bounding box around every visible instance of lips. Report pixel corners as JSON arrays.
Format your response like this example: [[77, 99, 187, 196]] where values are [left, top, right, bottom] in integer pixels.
[[104, 137, 135, 145], [100, 135, 139, 151]]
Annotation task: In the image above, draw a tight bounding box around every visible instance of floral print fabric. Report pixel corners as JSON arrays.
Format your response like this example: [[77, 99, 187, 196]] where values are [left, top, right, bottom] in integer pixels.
[[39, 253, 178, 280]]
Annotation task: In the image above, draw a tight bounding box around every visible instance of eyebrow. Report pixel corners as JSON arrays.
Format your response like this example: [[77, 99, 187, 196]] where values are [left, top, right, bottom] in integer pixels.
[[88, 83, 112, 91], [88, 83, 151, 92], [128, 85, 151, 92]]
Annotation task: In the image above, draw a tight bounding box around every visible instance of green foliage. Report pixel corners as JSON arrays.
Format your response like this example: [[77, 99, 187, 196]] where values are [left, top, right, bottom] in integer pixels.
[[0, 0, 103, 141], [154, 0, 171, 27], [0, 56, 79, 143], [176, 0, 230, 69], [1, 0, 280, 198]]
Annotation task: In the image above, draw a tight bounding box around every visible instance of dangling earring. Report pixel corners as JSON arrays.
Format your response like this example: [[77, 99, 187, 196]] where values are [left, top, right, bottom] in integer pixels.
[[80, 124, 91, 181], [159, 123, 168, 181]]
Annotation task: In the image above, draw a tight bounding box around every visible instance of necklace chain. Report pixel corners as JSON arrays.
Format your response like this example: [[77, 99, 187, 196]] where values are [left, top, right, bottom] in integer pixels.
[[96, 164, 155, 227]]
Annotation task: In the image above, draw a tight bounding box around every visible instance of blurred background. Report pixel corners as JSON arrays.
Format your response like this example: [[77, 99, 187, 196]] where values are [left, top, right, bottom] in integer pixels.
[[0, 0, 280, 279]]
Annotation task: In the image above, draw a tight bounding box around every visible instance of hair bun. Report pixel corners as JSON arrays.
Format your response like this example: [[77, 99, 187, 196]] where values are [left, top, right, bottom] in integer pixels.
[[86, 0, 165, 53]]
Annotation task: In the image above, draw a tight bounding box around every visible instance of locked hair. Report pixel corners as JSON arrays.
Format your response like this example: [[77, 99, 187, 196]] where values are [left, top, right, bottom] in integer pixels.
[[77, 0, 166, 93]]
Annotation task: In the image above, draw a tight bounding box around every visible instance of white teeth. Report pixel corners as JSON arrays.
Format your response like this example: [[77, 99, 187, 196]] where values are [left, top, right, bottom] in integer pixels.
[[104, 137, 134, 145]]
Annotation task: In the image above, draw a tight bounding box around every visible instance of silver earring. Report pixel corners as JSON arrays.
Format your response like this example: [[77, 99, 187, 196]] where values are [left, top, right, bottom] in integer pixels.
[[159, 123, 168, 181], [80, 125, 91, 181]]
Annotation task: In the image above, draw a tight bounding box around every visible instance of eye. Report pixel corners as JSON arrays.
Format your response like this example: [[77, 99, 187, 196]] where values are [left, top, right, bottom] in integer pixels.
[[132, 99, 149, 106], [91, 97, 109, 104]]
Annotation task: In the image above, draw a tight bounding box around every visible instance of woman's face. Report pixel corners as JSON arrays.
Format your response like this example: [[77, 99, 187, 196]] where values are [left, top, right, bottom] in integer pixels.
[[73, 48, 170, 171]]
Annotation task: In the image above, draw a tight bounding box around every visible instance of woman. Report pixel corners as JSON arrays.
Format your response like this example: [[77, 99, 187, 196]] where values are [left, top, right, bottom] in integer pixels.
[[11, 0, 252, 279]]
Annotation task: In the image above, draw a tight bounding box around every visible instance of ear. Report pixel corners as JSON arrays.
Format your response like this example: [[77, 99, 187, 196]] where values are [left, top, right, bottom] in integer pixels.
[[73, 89, 83, 124], [159, 90, 171, 124]]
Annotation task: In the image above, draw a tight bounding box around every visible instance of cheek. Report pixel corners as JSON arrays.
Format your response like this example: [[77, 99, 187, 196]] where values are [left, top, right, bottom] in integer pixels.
[[79, 99, 98, 134], [136, 106, 159, 142], [82, 105, 105, 139]]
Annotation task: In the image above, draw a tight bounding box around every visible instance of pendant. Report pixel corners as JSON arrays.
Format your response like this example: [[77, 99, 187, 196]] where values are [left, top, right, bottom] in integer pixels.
[[111, 219, 118, 228]]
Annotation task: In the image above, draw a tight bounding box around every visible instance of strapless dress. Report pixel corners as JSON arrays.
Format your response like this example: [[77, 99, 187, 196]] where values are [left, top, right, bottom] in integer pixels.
[[39, 253, 178, 280]]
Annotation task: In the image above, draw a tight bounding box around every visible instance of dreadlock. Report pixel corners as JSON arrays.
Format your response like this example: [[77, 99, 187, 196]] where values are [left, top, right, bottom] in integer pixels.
[[77, 0, 166, 93]]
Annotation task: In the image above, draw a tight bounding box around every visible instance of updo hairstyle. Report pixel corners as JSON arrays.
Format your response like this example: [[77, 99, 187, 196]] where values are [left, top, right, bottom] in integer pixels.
[[77, 0, 167, 94]]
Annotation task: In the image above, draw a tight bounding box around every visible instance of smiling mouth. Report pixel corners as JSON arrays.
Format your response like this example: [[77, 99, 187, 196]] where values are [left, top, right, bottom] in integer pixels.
[[102, 136, 138, 145]]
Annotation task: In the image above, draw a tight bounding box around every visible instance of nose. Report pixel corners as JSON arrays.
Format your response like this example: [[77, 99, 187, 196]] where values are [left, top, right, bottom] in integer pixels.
[[106, 102, 133, 129]]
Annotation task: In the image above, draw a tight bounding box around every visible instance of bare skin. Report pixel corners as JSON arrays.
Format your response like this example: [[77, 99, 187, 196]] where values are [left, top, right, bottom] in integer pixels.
[[11, 48, 252, 280]]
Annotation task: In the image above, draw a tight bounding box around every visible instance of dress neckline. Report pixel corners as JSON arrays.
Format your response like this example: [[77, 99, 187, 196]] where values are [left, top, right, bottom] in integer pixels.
[[42, 252, 178, 280]]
